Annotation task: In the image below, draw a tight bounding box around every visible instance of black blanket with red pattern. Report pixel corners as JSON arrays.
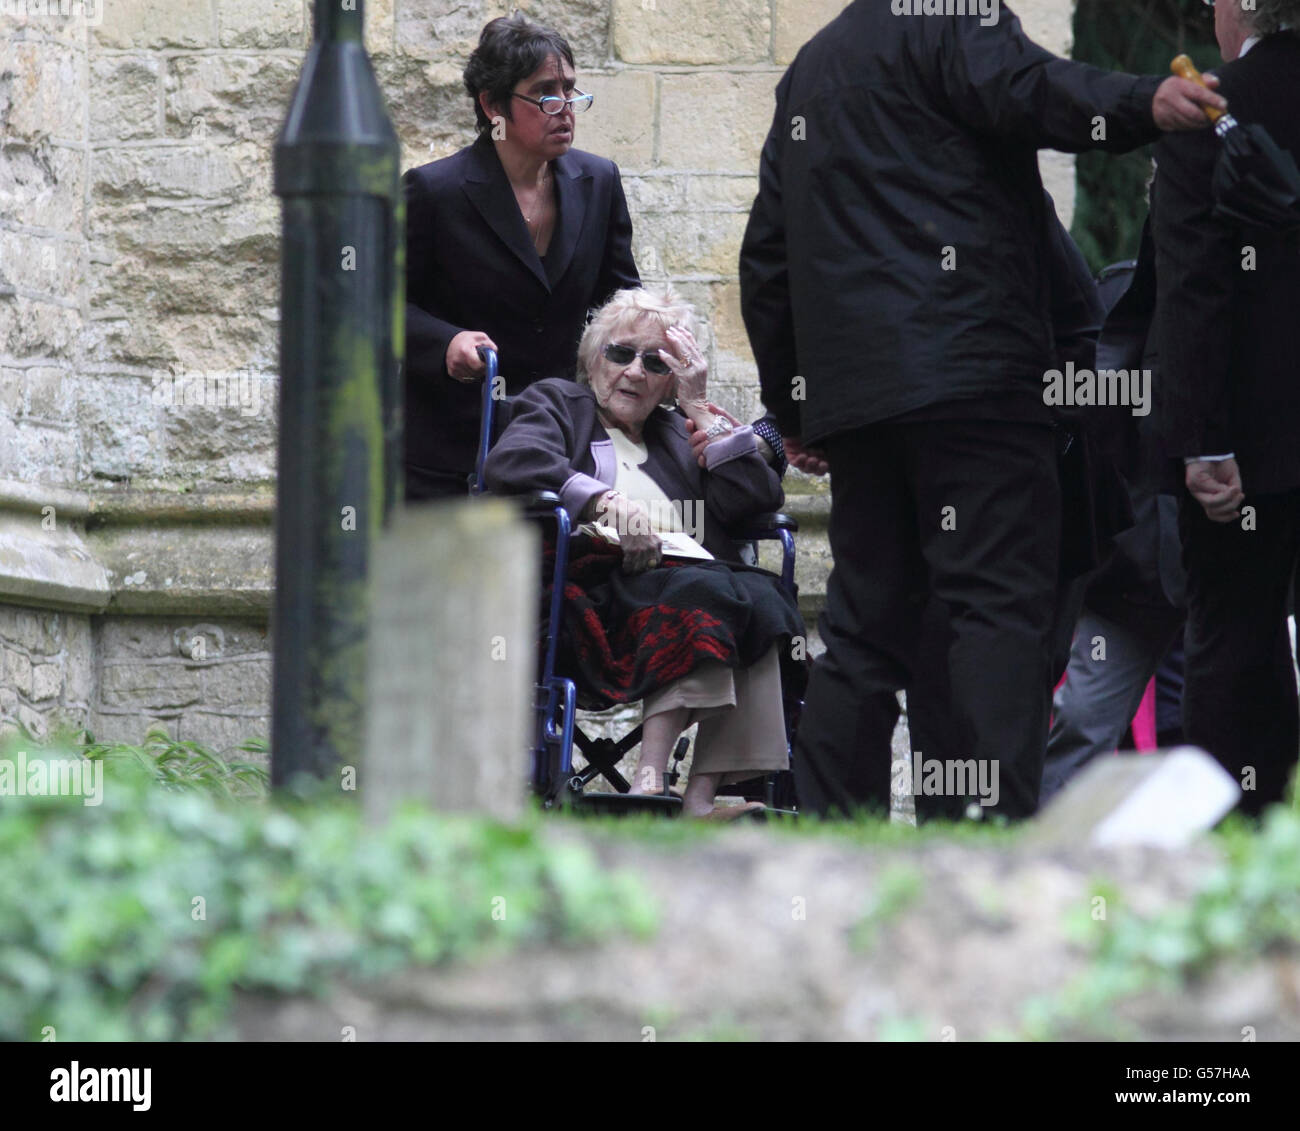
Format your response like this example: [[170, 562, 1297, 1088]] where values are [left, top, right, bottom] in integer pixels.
[[544, 535, 807, 710]]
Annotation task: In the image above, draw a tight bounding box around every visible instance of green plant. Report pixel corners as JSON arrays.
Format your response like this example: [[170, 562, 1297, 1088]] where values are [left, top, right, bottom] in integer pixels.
[[0, 739, 656, 1041], [80, 729, 270, 800], [678, 1013, 759, 1042], [1021, 805, 1300, 1039], [1070, 0, 1220, 273], [877, 1016, 936, 1042], [851, 862, 924, 951]]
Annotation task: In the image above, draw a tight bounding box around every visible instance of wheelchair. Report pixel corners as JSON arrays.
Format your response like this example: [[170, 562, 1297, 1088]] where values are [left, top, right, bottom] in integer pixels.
[[471, 349, 803, 818]]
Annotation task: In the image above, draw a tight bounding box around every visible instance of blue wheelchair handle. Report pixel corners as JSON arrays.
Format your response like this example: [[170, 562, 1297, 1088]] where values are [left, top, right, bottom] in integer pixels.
[[472, 346, 499, 496]]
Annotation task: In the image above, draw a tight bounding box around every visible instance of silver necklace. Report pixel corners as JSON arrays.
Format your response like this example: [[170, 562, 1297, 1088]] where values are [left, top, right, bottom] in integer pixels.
[[523, 167, 551, 226]]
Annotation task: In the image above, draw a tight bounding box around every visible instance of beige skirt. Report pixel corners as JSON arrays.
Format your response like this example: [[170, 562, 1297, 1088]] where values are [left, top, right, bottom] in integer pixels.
[[641, 645, 789, 784]]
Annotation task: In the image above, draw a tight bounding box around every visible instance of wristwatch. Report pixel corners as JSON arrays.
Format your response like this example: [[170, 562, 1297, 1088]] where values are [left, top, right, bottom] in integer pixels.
[[703, 417, 734, 441]]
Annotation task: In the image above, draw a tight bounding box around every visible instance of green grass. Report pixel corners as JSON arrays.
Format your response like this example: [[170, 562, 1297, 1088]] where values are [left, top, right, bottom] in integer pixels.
[[560, 804, 1022, 850]]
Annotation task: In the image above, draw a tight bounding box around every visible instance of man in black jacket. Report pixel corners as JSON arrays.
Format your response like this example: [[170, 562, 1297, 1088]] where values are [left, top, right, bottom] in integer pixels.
[[740, 2, 1223, 818], [907, 199, 1133, 819], [1152, 1, 1300, 815], [1041, 233, 1189, 803]]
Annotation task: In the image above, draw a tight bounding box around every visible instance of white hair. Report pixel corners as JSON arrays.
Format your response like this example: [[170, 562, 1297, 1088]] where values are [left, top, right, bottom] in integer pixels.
[[1248, 0, 1300, 35], [575, 288, 699, 386]]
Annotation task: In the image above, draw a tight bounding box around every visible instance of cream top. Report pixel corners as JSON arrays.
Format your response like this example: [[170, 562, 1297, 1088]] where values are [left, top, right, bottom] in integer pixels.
[[608, 427, 685, 536]]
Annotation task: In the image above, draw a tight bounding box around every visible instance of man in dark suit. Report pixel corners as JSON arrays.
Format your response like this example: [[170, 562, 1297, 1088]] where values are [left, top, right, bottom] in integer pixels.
[[906, 200, 1136, 819], [403, 14, 639, 500], [739, 2, 1224, 818], [1152, 1, 1300, 814], [1041, 233, 1189, 803]]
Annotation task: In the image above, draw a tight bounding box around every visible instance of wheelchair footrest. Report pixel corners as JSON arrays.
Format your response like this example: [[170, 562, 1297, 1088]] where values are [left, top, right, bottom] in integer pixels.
[[569, 791, 683, 818]]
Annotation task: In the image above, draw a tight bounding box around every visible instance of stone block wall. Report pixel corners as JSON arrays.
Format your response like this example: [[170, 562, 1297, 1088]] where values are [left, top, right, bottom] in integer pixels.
[[0, 604, 92, 739], [93, 615, 271, 749], [0, 602, 268, 749], [388, 0, 1075, 432], [1, 0, 1078, 751]]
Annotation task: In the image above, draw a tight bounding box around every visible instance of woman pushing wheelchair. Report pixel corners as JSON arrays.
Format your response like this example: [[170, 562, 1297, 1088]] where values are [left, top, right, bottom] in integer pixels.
[[403, 12, 638, 501], [485, 289, 807, 820]]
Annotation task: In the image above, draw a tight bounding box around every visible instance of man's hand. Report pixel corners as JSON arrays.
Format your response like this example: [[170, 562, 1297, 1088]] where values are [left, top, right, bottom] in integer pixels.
[[445, 330, 498, 382], [784, 435, 830, 477], [1186, 458, 1244, 523], [1153, 74, 1226, 131]]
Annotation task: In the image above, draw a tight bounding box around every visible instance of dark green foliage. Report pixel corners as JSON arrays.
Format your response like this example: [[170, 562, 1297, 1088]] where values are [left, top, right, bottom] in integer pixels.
[[82, 729, 271, 801], [1070, 0, 1219, 273]]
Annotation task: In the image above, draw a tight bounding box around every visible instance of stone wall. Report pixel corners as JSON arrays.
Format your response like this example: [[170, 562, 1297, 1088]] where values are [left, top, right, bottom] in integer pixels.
[[0, 604, 92, 739], [391, 0, 1075, 426], [0, 0, 1078, 751]]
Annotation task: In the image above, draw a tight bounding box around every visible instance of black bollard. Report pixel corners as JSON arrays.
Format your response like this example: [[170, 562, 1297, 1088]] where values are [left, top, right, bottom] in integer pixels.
[[270, 0, 402, 789]]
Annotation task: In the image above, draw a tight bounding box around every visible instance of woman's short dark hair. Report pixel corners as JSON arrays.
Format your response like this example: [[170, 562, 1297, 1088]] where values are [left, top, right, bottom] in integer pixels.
[[463, 14, 575, 136]]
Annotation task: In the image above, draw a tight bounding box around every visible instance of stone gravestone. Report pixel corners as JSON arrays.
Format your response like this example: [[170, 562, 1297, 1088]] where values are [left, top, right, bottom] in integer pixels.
[[1029, 747, 1241, 849], [364, 500, 537, 823]]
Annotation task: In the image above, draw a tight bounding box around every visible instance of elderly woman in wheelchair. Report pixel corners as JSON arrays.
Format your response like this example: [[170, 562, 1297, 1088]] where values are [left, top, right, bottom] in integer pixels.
[[484, 288, 806, 819]]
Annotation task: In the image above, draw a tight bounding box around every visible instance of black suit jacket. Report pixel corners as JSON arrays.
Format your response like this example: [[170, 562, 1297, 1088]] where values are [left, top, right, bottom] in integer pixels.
[[404, 134, 639, 479], [739, 1, 1162, 442], [1044, 206, 1138, 580], [1082, 239, 1186, 613], [1153, 31, 1300, 494]]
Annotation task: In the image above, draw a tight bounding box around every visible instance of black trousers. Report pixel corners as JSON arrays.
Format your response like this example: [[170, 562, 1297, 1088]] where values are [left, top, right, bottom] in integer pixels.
[[908, 569, 1090, 820], [1180, 489, 1300, 815], [794, 418, 1061, 819]]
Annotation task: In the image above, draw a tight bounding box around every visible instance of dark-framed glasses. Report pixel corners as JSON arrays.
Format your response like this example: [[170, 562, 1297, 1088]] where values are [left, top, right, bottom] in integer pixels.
[[511, 90, 594, 115], [603, 343, 672, 376]]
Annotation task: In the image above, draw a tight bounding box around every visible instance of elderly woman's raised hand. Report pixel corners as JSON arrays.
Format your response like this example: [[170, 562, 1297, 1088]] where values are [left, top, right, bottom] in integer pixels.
[[659, 325, 708, 408]]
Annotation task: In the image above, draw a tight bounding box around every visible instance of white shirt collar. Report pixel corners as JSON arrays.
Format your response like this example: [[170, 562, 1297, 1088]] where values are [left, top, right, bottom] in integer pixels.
[[1240, 24, 1293, 58]]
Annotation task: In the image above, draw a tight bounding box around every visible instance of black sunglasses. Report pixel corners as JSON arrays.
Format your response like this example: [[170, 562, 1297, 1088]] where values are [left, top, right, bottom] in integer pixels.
[[603, 343, 673, 377]]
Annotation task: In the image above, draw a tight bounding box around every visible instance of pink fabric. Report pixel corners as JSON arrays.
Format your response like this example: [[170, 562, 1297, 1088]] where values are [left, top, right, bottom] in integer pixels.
[[1131, 678, 1158, 752], [1048, 645, 1159, 755]]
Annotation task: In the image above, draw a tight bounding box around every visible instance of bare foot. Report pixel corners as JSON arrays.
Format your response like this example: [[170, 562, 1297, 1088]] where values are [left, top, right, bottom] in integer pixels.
[[628, 774, 681, 800], [628, 770, 663, 796]]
